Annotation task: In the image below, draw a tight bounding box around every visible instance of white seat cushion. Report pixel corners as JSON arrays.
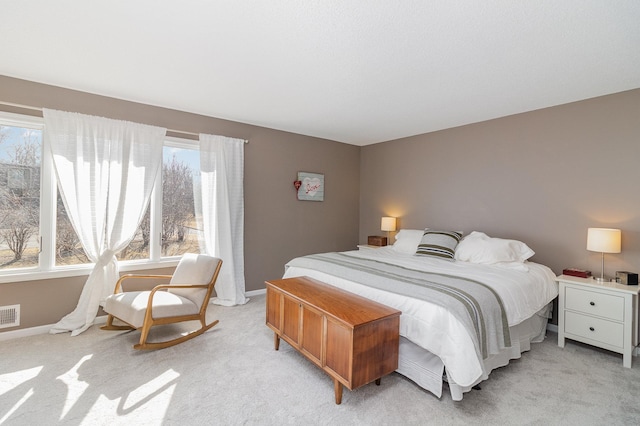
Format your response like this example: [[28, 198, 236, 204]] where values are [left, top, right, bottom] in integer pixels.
[[104, 290, 199, 329]]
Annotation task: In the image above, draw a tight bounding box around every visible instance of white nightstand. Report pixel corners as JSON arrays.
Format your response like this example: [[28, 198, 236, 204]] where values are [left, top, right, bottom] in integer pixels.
[[557, 274, 639, 368]]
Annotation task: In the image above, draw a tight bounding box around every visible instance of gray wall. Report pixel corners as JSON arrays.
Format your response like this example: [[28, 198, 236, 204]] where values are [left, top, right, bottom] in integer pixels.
[[360, 89, 640, 279], [0, 75, 360, 330], [2, 74, 638, 333]]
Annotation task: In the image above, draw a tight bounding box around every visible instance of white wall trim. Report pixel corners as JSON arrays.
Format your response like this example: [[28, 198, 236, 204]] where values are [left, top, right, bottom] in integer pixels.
[[246, 288, 266, 297], [0, 315, 108, 342], [0, 323, 51, 342], [4, 313, 637, 358], [0, 290, 266, 342]]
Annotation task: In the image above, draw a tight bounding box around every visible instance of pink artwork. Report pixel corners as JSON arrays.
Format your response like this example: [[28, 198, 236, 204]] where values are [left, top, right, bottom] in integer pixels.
[[295, 172, 324, 201]]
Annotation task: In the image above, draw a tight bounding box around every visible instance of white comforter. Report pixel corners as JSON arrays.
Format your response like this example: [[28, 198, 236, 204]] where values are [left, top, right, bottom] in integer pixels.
[[283, 247, 558, 387]]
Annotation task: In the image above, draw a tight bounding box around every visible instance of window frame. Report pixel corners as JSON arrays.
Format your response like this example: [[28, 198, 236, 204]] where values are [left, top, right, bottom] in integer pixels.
[[0, 111, 197, 284]]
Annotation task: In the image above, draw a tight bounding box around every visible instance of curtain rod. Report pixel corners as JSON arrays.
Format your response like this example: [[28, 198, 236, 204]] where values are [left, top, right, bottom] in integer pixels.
[[0, 100, 248, 143]]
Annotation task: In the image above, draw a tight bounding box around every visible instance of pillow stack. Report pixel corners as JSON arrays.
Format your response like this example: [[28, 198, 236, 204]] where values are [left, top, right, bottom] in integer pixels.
[[390, 228, 535, 269]]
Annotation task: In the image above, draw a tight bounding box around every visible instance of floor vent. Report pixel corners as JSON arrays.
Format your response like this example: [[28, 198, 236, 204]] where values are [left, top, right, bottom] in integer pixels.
[[0, 304, 20, 329]]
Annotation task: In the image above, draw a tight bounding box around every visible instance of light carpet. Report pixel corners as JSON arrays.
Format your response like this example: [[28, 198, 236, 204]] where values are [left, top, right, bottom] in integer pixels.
[[1, 294, 640, 425]]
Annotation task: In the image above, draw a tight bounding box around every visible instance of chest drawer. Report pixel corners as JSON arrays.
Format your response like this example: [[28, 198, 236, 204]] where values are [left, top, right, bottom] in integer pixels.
[[564, 311, 624, 348], [565, 287, 624, 321]]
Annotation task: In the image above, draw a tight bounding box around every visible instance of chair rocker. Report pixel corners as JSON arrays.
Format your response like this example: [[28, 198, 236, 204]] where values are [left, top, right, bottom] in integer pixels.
[[101, 253, 222, 350]]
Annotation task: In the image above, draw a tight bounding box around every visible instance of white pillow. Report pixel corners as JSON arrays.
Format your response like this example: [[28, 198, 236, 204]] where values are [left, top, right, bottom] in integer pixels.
[[454, 231, 534, 264], [392, 229, 425, 254]]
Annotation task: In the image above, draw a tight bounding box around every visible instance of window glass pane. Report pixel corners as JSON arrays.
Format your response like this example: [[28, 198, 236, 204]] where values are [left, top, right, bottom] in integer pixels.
[[0, 125, 41, 270], [119, 144, 202, 261], [117, 208, 151, 261], [162, 146, 201, 257], [55, 193, 90, 265]]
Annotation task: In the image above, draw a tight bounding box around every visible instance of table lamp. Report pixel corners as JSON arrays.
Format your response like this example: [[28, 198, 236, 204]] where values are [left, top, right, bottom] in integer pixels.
[[381, 217, 397, 246], [587, 227, 621, 282]]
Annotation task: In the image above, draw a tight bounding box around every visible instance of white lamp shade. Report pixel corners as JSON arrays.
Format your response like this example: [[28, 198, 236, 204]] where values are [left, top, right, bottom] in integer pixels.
[[381, 217, 397, 232], [587, 228, 621, 254]]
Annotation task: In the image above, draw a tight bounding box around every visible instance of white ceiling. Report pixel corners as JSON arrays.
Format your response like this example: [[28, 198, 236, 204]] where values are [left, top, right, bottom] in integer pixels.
[[1, 1, 639, 146]]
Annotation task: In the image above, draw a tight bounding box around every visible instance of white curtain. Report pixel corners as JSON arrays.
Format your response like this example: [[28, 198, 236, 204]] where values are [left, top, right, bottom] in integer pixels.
[[44, 109, 165, 336], [198, 134, 247, 306]]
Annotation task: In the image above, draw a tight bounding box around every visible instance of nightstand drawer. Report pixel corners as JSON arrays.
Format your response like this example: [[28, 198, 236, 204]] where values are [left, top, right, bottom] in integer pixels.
[[565, 287, 624, 321], [564, 311, 624, 348]]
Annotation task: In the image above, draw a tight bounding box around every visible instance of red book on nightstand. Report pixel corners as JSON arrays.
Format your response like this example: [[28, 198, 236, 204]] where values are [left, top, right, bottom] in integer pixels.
[[563, 268, 592, 278]]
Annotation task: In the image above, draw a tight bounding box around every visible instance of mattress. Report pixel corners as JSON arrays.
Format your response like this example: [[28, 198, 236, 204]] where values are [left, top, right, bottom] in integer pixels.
[[398, 303, 551, 400]]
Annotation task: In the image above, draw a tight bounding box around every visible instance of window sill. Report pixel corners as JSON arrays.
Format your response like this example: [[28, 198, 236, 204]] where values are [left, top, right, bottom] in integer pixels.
[[0, 258, 181, 284]]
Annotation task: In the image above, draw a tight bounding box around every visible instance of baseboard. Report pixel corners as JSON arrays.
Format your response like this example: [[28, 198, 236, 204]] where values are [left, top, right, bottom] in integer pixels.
[[0, 315, 108, 342], [0, 290, 266, 342], [4, 308, 638, 358], [246, 288, 266, 297], [0, 323, 53, 342]]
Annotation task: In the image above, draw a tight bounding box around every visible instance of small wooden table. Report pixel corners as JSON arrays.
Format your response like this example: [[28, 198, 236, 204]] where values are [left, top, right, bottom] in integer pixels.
[[265, 276, 401, 404]]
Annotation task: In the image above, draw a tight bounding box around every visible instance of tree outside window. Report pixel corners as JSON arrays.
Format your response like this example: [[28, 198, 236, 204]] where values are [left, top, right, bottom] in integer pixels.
[[118, 145, 202, 261], [0, 125, 41, 268]]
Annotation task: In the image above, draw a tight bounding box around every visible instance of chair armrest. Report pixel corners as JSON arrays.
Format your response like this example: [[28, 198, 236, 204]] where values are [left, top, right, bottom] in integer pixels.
[[146, 284, 210, 316], [148, 283, 208, 294], [112, 274, 173, 294]]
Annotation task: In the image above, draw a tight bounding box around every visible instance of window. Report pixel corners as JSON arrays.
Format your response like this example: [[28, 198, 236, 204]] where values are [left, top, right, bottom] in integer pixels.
[[160, 143, 201, 257], [119, 141, 202, 261], [0, 111, 202, 279], [0, 117, 42, 270]]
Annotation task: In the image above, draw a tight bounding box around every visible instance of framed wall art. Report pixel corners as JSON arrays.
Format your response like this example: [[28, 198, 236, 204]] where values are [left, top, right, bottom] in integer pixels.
[[295, 172, 324, 201]]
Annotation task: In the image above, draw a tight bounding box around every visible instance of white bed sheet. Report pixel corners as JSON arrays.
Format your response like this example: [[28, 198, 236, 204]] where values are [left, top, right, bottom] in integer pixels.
[[283, 247, 558, 388]]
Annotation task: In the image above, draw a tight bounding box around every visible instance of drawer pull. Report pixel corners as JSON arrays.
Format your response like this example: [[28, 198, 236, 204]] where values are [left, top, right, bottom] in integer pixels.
[[589, 327, 595, 331], [589, 301, 595, 306]]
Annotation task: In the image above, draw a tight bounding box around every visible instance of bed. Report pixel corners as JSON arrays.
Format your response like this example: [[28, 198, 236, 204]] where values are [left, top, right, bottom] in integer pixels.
[[282, 229, 558, 401]]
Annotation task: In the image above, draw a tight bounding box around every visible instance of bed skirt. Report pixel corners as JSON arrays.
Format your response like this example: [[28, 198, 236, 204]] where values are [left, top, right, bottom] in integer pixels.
[[396, 303, 552, 401]]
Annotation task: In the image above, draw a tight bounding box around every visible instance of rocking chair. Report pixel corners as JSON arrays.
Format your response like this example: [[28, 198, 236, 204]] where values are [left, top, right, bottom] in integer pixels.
[[101, 253, 222, 350]]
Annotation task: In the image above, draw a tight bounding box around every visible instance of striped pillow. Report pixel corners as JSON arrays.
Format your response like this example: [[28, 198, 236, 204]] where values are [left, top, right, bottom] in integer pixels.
[[415, 230, 463, 260]]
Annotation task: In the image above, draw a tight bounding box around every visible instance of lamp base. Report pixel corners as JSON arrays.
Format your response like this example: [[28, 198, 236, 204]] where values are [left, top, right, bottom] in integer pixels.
[[592, 276, 610, 283]]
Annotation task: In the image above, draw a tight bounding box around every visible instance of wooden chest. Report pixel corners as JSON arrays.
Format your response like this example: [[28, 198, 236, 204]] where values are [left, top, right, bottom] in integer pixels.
[[265, 276, 400, 404]]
